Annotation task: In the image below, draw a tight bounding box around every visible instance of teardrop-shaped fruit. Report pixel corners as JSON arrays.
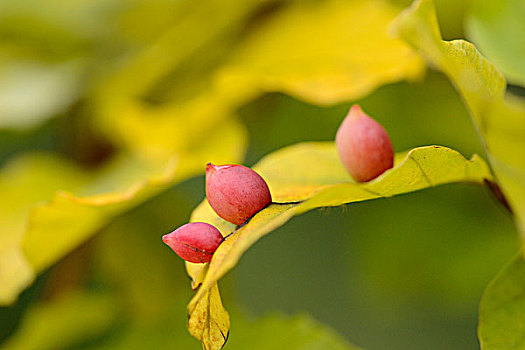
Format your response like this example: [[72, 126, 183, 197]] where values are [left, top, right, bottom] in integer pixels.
[[335, 105, 394, 182], [162, 222, 223, 263], [206, 163, 272, 226]]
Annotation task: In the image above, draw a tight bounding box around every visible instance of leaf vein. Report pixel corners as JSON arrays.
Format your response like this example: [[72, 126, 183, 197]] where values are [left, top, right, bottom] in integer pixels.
[[410, 155, 432, 186]]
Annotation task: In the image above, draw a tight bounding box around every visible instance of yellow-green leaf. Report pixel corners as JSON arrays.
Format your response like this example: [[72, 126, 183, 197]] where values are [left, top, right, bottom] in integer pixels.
[[186, 142, 492, 348], [390, 0, 525, 235], [229, 313, 361, 350], [90, 0, 258, 161], [187, 282, 230, 350], [22, 154, 178, 273], [221, 0, 425, 105], [93, 0, 425, 160], [0, 154, 90, 304], [0, 118, 245, 305], [93, 94, 249, 163], [466, 0, 525, 86], [478, 252, 525, 350], [2, 291, 118, 350], [23, 117, 245, 272]]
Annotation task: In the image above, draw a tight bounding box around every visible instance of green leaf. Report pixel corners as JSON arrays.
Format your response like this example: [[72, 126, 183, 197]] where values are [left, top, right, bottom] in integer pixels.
[[90, 296, 200, 350], [391, 1, 525, 347], [466, 0, 525, 86], [391, 0, 525, 235], [478, 252, 525, 349], [185, 142, 492, 349], [228, 313, 361, 350], [2, 291, 118, 350]]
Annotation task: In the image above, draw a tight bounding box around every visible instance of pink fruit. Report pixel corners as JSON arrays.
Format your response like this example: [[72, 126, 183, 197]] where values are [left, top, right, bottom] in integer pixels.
[[335, 105, 394, 182], [206, 163, 272, 226], [162, 222, 223, 263]]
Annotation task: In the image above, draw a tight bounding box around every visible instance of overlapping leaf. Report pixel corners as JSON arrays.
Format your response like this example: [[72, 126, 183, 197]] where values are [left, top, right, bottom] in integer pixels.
[[0, 0, 422, 307], [93, 0, 425, 160], [390, 1, 525, 348], [391, 0, 525, 235], [186, 142, 492, 349], [219, 0, 425, 105], [0, 154, 89, 304], [0, 117, 246, 305], [90, 0, 257, 161]]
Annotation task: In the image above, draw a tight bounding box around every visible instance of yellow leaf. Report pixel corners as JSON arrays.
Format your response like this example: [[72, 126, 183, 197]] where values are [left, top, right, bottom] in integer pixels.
[[22, 117, 246, 273], [187, 282, 230, 350], [93, 0, 424, 161], [390, 0, 525, 235], [0, 117, 246, 305], [0, 154, 90, 304], [91, 0, 257, 161], [94, 95, 249, 163], [186, 143, 492, 347], [221, 0, 425, 105]]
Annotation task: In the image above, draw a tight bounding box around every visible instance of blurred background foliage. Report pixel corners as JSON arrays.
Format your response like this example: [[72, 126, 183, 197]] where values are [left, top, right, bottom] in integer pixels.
[[0, 0, 522, 349]]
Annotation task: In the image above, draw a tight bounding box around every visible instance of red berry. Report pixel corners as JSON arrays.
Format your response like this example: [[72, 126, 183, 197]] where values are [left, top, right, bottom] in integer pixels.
[[335, 105, 394, 182], [206, 163, 272, 226], [162, 222, 223, 263]]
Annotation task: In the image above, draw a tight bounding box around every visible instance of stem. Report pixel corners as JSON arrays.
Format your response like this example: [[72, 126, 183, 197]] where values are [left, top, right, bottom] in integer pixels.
[[222, 200, 304, 240], [271, 200, 303, 205]]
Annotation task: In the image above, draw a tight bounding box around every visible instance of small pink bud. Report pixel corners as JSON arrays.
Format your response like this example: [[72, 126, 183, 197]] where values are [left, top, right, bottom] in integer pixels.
[[336, 105, 394, 182], [206, 163, 272, 226], [162, 222, 223, 263]]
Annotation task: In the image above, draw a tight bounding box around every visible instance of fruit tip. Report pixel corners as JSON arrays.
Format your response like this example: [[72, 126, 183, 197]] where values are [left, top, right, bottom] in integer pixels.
[[348, 104, 365, 117], [206, 162, 216, 174]]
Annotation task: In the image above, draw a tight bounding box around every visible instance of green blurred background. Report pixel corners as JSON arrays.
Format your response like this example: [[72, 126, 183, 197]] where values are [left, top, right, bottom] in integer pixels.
[[0, 0, 520, 349]]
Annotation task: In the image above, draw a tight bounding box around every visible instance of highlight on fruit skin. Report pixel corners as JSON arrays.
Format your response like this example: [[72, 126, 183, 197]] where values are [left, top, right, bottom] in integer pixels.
[[162, 222, 224, 263], [206, 163, 272, 226], [335, 104, 394, 182]]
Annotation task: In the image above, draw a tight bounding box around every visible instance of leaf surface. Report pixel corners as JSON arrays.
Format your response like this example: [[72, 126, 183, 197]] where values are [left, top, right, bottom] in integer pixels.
[[221, 0, 424, 105], [0, 118, 245, 305], [478, 253, 525, 350], [0, 154, 89, 304], [93, 0, 425, 161], [391, 0, 525, 235], [466, 0, 525, 86], [229, 313, 361, 350], [188, 283, 230, 350], [391, 1, 525, 348], [186, 143, 492, 349], [2, 291, 118, 350]]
